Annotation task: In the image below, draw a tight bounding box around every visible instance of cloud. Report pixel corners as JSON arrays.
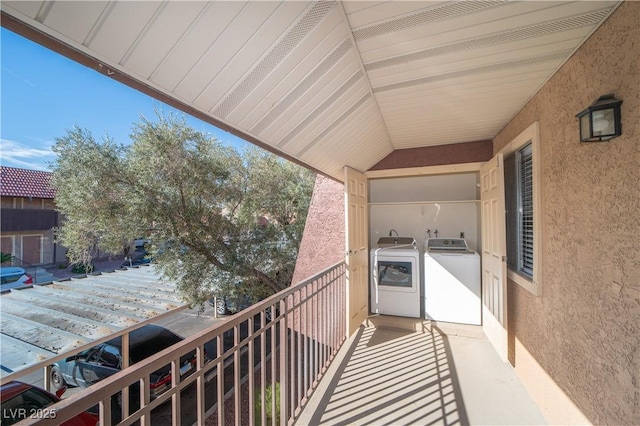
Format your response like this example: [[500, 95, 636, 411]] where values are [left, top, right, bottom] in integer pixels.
[[2, 66, 39, 91], [0, 139, 55, 171]]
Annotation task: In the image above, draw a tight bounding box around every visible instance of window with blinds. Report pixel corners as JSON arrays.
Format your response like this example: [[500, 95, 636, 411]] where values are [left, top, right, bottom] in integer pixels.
[[519, 144, 533, 276], [504, 143, 533, 278]]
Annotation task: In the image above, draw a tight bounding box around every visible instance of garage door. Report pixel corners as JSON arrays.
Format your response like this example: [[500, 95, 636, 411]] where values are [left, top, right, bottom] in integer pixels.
[[22, 235, 42, 265]]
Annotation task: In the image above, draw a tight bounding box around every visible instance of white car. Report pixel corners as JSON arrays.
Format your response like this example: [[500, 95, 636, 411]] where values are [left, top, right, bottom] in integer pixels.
[[0, 266, 33, 290]]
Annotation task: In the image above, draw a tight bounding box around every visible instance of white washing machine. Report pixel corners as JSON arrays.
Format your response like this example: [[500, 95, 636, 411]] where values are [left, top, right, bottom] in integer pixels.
[[424, 238, 481, 325], [370, 237, 421, 318]]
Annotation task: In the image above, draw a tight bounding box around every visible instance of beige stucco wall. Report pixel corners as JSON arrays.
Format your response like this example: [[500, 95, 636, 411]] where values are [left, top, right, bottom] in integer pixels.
[[493, 2, 640, 424], [291, 175, 345, 285]]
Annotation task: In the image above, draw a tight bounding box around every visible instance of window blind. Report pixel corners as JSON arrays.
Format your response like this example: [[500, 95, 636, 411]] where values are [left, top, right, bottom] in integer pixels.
[[519, 144, 533, 276]]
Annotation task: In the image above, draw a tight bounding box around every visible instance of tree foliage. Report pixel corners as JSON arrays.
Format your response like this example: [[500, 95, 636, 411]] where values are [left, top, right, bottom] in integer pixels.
[[51, 113, 315, 306]]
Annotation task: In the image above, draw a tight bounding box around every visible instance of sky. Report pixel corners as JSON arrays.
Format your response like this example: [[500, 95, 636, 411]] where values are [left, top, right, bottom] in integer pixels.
[[1, 27, 248, 172]]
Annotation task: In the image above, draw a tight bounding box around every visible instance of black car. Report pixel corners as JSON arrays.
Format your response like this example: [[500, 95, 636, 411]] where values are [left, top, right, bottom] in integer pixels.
[[50, 325, 198, 399]]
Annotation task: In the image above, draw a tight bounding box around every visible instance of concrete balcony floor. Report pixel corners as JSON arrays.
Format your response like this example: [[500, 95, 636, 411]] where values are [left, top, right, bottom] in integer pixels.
[[297, 316, 546, 426]]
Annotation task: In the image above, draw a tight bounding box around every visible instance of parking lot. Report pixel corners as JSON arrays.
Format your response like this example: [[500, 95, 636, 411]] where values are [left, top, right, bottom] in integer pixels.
[[14, 301, 226, 424], [2, 264, 233, 425], [154, 301, 222, 340]]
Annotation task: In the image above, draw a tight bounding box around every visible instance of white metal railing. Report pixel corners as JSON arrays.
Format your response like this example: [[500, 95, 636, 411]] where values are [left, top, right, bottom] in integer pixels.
[[17, 261, 347, 425]]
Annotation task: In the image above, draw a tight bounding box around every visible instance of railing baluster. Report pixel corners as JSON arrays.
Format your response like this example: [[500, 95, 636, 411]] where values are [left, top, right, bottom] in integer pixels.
[[341, 268, 344, 339], [248, 315, 255, 426], [329, 272, 334, 358], [331, 271, 340, 353], [122, 332, 130, 421], [304, 286, 310, 398], [296, 291, 302, 415], [289, 294, 295, 421], [99, 397, 111, 426], [322, 279, 327, 369], [271, 305, 277, 426], [234, 323, 241, 426], [280, 298, 288, 426], [312, 279, 316, 385], [261, 310, 267, 426], [336, 270, 339, 351], [197, 345, 206, 425], [217, 334, 224, 426], [140, 375, 150, 426], [171, 358, 180, 426], [314, 279, 319, 384]]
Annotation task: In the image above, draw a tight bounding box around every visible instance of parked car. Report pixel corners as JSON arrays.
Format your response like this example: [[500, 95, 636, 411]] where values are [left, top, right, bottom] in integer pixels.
[[208, 293, 279, 330], [0, 380, 98, 426], [208, 292, 253, 316], [120, 250, 152, 268], [50, 325, 198, 400], [133, 238, 149, 249], [0, 266, 33, 290]]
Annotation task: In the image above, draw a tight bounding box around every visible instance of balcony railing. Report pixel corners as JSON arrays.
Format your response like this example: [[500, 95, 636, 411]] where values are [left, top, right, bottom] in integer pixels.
[[18, 261, 347, 426]]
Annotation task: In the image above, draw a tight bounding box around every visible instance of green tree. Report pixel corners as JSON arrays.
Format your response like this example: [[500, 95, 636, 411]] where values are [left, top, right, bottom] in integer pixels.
[[51, 113, 315, 306]]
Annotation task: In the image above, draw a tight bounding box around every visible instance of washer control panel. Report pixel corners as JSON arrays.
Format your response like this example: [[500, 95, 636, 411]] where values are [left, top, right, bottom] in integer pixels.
[[426, 238, 469, 251]]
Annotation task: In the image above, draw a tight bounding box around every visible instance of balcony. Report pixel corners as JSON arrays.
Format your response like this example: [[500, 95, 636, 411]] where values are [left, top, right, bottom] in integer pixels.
[[10, 261, 544, 425], [297, 319, 545, 425], [0, 208, 58, 232]]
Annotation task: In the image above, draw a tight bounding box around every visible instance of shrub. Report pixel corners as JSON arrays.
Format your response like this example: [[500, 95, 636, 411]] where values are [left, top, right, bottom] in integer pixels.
[[71, 263, 94, 274], [255, 382, 280, 425], [1, 252, 12, 264]]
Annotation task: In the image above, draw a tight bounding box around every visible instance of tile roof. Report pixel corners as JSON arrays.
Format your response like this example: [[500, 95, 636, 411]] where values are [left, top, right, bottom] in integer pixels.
[[0, 167, 55, 199]]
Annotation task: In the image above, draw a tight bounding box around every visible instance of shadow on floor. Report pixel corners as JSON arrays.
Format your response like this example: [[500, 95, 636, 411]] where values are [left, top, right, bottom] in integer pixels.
[[305, 324, 469, 425]]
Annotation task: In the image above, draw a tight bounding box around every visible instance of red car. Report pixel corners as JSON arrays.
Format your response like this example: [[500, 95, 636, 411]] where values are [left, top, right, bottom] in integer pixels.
[[0, 381, 97, 426]]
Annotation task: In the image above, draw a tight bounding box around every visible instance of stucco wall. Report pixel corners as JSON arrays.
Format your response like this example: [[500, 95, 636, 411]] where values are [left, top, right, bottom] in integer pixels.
[[291, 175, 345, 285], [493, 2, 640, 424]]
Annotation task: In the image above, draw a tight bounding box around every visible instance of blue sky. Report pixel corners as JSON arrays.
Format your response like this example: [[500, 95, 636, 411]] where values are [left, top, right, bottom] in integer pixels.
[[1, 28, 248, 172]]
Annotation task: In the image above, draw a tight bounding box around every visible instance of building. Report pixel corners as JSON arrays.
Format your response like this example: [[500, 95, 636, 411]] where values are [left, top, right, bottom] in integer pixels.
[[0, 167, 64, 266], [1, 1, 638, 425]]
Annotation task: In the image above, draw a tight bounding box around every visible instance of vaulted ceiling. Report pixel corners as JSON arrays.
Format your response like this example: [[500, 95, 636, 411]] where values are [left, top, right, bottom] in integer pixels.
[[1, 1, 620, 181]]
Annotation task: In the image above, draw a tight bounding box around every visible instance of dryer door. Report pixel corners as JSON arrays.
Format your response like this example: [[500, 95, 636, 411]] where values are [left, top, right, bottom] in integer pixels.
[[371, 253, 420, 318], [376, 259, 415, 292]]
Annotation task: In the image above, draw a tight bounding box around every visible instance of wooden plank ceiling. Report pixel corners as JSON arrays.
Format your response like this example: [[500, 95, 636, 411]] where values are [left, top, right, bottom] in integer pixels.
[[1, 1, 619, 181]]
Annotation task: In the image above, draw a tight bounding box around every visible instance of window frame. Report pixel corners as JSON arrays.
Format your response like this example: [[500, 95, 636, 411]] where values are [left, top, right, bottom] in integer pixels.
[[498, 122, 542, 296]]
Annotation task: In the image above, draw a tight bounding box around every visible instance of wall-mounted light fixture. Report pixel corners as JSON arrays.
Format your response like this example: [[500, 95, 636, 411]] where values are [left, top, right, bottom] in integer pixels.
[[576, 94, 622, 142]]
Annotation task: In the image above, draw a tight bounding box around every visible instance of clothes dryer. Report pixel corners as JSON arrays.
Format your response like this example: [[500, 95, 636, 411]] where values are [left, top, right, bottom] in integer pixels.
[[370, 238, 420, 318]]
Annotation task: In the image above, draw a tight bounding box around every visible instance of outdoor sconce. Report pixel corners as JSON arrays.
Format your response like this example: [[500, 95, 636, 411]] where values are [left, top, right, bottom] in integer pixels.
[[576, 94, 622, 142]]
